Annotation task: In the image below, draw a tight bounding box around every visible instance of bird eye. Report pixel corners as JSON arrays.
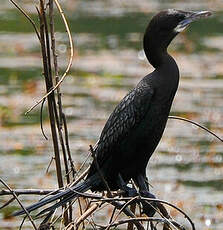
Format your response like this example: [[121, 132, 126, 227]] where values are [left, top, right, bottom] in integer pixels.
[[177, 14, 185, 21]]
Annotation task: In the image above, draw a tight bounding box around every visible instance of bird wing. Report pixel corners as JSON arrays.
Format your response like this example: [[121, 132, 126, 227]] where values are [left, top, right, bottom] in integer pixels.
[[95, 80, 154, 162]]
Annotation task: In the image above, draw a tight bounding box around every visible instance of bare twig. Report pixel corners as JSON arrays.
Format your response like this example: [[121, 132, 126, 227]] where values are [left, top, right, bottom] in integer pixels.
[[0, 185, 191, 230], [9, 0, 40, 41], [156, 202, 170, 219], [0, 178, 38, 230], [95, 197, 195, 230], [26, 0, 74, 114], [109, 201, 145, 230], [0, 197, 16, 209], [168, 116, 223, 142], [109, 195, 177, 230], [19, 216, 27, 230], [40, 1, 70, 224], [40, 98, 48, 140], [63, 113, 76, 178], [108, 196, 138, 229], [75, 203, 100, 228], [76, 197, 85, 229], [0, 188, 58, 196], [49, 0, 71, 187], [49, 0, 64, 138], [101, 217, 185, 230], [53, 104, 70, 183], [49, 199, 77, 227], [46, 189, 145, 230], [71, 154, 91, 180], [109, 207, 116, 224], [45, 156, 55, 174], [140, 200, 178, 230], [127, 202, 136, 230], [39, 0, 64, 188]]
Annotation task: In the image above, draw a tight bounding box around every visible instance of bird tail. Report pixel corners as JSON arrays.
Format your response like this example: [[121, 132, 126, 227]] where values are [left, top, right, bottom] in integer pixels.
[[13, 173, 100, 216]]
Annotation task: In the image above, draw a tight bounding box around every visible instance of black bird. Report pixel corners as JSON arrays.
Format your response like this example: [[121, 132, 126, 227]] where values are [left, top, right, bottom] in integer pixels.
[[14, 9, 211, 216]]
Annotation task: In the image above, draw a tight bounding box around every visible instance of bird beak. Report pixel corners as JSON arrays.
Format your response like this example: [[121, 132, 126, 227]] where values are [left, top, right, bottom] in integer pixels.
[[175, 10, 212, 32]]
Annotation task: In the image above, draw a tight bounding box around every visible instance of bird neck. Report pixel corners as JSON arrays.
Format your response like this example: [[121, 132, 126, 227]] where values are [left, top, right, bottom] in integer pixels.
[[143, 33, 175, 69]]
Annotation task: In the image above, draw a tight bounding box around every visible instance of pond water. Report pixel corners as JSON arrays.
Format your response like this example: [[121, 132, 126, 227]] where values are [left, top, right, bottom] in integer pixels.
[[0, 0, 223, 229]]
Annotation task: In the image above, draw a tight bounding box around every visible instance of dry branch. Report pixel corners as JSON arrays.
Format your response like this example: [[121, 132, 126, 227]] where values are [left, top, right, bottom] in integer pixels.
[[0, 189, 57, 196], [75, 203, 100, 227], [168, 116, 223, 142], [9, 0, 40, 41], [39, 0, 64, 189], [0, 179, 38, 230], [25, 0, 74, 115], [100, 217, 185, 230]]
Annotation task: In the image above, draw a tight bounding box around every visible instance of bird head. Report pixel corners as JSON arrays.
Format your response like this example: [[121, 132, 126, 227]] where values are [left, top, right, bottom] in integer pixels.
[[144, 9, 212, 67], [147, 9, 211, 37]]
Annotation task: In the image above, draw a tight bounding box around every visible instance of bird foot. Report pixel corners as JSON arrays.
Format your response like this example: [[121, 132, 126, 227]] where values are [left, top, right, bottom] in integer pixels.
[[139, 190, 156, 199], [139, 190, 157, 217], [117, 174, 138, 197], [122, 186, 138, 197]]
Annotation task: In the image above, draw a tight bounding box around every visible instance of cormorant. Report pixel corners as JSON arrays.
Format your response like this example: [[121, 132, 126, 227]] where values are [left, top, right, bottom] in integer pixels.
[[14, 9, 211, 216]]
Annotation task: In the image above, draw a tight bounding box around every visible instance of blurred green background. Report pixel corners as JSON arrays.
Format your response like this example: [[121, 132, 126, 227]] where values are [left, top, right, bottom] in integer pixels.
[[0, 0, 223, 229]]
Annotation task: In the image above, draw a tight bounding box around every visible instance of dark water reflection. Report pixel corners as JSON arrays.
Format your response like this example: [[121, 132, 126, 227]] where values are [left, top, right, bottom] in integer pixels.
[[0, 0, 223, 229]]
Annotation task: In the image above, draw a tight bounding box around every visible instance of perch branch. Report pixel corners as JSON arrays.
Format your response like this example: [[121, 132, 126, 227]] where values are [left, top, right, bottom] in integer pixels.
[[168, 116, 223, 142], [108, 196, 138, 229], [92, 197, 195, 230], [101, 217, 185, 230], [0, 189, 58, 196]]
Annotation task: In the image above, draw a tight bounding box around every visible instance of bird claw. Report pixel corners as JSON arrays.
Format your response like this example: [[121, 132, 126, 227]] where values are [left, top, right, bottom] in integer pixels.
[[139, 190, 156, 199], [139, 191, 157, 217], [122, 187, 138, 197], [121, 186, 157, 217]]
